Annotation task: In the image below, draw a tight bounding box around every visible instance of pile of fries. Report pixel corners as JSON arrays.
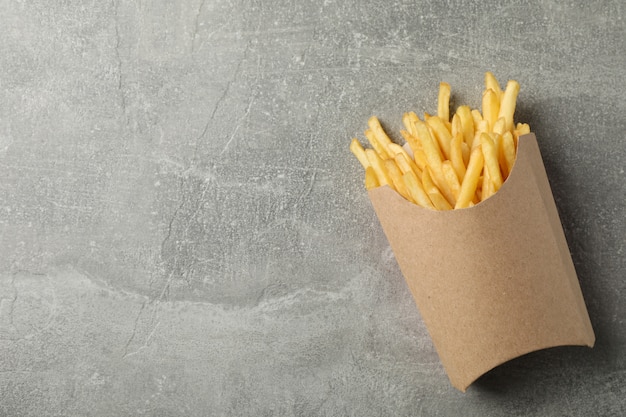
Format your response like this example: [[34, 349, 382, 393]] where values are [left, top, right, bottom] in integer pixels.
[[350, 72, 530, 210]]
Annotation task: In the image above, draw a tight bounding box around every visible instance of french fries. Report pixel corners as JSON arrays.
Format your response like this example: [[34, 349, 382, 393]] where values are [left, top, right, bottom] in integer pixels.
[[350, 72, 530, 210]]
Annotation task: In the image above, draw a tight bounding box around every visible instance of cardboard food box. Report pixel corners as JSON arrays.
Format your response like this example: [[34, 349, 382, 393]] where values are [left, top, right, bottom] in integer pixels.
[[367, 133, 595, 391]]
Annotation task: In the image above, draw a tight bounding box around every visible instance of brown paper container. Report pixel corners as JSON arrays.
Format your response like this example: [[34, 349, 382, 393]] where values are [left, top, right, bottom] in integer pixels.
[[368, 133, 595, 392]]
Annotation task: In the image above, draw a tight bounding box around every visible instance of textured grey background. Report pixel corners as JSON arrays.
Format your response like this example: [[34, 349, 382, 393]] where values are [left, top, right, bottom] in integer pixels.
[[1, 0, 625, 416]]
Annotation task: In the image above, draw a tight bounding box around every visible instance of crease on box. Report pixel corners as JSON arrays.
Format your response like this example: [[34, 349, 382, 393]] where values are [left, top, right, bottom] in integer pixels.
[[368, 133, 595, 392]]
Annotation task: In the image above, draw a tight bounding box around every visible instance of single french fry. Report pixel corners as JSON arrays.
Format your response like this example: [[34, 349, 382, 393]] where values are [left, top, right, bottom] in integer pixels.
[[350, 138, 370, 169], [490, 131, 502, 160], [364, 166, 379, 190], [482, 88, 500, 131], [442, 161, 461, 201], [492, 132, 508, 181], [413, 148, 428, 172], [461, 141, 470, 167], [480, 133, 503, 192], [501, 131, 516, 178], [451, 114, 462, 137], [428, 125, 445, 160], [481, 167, 494, 201], [364, 129, 390, 160], [366, 148, 393, 188], [484, 71, 503, 100], [422, 168, 452, 210], [498, 80, 520, 133], [426, 116, 453, 160], [455, 145, 484, 209], [456, 105, 475, 148], [471, 109, 483, 128], [438, 82, 451, 122], [403, 171, 435, 209], [450, 132, 466, 182]]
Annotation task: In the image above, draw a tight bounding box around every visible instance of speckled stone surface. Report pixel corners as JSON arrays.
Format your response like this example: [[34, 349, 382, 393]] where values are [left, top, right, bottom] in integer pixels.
[[1, 1, 625, 416]]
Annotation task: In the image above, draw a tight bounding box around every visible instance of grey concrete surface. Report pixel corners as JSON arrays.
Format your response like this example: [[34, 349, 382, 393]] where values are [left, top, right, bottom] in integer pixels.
[[1, 0, 625, 416]]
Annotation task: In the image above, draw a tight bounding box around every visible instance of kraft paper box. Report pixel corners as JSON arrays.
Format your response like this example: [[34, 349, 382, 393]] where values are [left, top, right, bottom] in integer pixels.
[[367, 133, 595, 392]]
